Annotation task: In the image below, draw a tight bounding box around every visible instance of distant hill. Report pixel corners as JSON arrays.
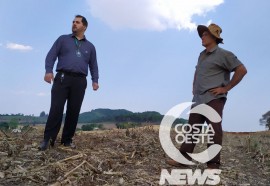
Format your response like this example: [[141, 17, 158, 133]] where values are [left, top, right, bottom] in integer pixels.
[[0, 108, 187, 125], [0, 114, 47, 124], [78, 109, 170, 123], [78, 109, 133, 123]]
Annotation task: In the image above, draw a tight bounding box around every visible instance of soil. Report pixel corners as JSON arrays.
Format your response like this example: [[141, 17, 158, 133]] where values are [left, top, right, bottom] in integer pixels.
[[0, 126, 269, 186]]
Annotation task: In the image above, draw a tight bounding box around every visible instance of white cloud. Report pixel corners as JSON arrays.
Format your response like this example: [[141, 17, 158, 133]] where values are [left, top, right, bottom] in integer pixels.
[[12, 90, 29, 95], [87, 0, 223, 31], [36, 92, 50, 97], [6, 42, 33, 51], [206, 19, 213, 26], [11, 91, 49, 97]]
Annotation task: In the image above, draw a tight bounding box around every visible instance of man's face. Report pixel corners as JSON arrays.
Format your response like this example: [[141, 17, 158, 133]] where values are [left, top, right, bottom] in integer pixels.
[[201, 31, 216, 47], [72, 17, 86, 34]]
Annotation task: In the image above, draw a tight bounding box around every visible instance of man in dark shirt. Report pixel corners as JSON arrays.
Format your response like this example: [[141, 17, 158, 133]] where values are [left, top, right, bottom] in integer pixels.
[[39, 15, 99, 150], [166, 23, 247, 168]]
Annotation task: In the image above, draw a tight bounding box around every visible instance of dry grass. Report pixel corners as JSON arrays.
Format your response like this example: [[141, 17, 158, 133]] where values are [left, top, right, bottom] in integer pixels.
[[0, 126, 269, 185]]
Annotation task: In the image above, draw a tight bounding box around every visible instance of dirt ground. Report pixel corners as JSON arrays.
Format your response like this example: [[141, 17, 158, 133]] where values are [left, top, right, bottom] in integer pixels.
[[0, 126, 270, 186]]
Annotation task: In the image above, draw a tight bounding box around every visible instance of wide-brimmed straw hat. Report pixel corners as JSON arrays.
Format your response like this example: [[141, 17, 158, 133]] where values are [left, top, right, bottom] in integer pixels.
[[197, 23, 224, 44]]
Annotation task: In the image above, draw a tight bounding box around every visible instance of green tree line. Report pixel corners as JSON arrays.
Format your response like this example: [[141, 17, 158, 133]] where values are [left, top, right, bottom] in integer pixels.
[[0, 109, 188, 125]]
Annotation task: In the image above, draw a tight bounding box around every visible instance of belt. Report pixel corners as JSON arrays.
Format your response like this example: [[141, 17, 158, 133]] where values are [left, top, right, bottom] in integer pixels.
[[58, 70, 86, 77]]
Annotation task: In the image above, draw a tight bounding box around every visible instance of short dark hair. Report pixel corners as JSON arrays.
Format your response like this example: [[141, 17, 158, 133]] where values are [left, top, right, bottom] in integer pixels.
[[216, 38, 223, 44], [207, 31, 222, 44], [75, 15, 88, 27]]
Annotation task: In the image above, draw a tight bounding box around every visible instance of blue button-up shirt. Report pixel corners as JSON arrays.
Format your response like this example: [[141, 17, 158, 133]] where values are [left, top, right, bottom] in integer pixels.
[[45, 34, 99, 83]]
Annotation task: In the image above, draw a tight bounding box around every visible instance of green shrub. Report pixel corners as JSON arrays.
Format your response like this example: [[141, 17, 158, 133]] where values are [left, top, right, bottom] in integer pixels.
[[9, 118, 19, 129], [0, 122, 9, 130], [81, 124, 103, 131], [116, 122, 141, 129]]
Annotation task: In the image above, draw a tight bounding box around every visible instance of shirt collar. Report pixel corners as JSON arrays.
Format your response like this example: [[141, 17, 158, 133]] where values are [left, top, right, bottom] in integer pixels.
[[204, 45, 218, 54], [71, 33, 86, 40]]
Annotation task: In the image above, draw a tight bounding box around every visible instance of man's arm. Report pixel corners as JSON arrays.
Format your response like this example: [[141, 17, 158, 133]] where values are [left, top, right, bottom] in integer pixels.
[[192, 70, 197, 95], [44, 37, 61, 84], [89, 45, 99, 91], [209, 64, 247, 96]]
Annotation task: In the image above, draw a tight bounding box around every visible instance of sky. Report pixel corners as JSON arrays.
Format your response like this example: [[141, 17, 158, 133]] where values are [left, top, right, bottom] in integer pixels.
[[0, 0, 269, 132]]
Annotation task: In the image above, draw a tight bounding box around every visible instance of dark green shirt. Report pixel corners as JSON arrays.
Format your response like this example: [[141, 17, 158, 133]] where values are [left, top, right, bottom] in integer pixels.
[[193, 46, 242, 104]]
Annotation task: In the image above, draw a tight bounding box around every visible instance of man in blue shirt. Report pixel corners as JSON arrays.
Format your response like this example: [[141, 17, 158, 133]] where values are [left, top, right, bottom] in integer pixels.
[[39, 15, 99, 150]]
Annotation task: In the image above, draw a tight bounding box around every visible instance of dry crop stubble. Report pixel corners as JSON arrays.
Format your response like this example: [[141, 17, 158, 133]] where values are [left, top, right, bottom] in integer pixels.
[[0, 126, 269, 185]]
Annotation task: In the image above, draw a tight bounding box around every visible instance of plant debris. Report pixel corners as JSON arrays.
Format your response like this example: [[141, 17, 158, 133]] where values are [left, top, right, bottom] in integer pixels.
[[0, 126, 270, 185]]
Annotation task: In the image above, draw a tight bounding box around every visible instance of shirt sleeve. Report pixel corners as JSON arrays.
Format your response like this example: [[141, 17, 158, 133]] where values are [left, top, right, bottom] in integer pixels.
[[45, 36, 62, 73], [223, 51, 243, 72], [89, 45, 99, 83]]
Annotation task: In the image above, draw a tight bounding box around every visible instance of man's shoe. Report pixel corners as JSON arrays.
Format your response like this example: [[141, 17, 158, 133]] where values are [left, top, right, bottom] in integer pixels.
[[50, 140, 55, 147], [63, 142, 76, 149], [166, 159, 190, 168], [38, 140, 49, 151], [38, 139, 54, 151]]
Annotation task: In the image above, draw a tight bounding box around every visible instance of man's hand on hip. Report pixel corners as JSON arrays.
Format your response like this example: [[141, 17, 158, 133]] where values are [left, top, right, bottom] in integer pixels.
[[208, 65, 247, 97], [44, 73, 54, 84], [209, 87, 228, 96], [92, 82, 99, 91]]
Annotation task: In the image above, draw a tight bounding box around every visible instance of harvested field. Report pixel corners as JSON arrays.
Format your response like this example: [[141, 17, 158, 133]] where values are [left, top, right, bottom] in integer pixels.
[[0, 126, 270, 185]]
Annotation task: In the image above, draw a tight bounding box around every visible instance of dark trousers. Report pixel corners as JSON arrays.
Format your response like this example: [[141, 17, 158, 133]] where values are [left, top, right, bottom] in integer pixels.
[[179, 98, 226, 166], [44, 72, 87, 144]]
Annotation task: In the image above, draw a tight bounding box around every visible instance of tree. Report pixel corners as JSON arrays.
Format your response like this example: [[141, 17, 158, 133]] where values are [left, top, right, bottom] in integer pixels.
[[40, 111, 46, 117], [9, 118, 19, 129], [0, 122, 9, 130], [81, 124, 103, 131], [260, 111, 270, 130], [21, 125, 31, 131], [173, 118, 188, 126], [116, 122, 141, 129]]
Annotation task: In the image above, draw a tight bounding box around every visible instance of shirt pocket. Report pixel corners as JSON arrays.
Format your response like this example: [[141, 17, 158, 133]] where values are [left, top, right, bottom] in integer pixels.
[[81, 47, 91, 63]]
